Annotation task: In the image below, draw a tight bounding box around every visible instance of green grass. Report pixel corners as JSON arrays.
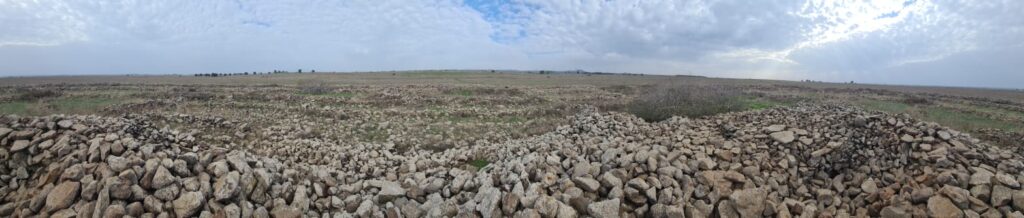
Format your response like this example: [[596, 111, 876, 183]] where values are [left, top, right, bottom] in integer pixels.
[[855, 99, 1024, 132], [298, 92, 357, 98], [952, 103, 1024, 122], [467, 159, 489, 169], [0, 96, 123, 115], [627, 95, 790, 122], [0, 101, 30, 115], [739, 97, 789, 110], [446, 115, 524, 123], [919, 107, 1023, 132], [52, 97, 121, 114], [857, 99, 912, 113], [400, 71, 479, 77], [448, 90, 473, 97]]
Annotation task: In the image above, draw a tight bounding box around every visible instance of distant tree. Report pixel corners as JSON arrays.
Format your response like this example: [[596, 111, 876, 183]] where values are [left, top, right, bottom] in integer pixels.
[[311, 69, 315, 73], [298, 69, 303, 73], [490, 70, 496, 73]]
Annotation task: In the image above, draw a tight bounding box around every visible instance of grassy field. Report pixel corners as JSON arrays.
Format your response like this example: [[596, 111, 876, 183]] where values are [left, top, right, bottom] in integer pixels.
[[0, 96, 129, 116], [2, 71, 1022, 149], [855, 99, 1024, 132]]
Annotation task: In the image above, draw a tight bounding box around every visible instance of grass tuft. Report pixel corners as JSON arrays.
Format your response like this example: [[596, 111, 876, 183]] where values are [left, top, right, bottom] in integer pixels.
[[468, 159, 489, 169], [625, 83, 786, 122]]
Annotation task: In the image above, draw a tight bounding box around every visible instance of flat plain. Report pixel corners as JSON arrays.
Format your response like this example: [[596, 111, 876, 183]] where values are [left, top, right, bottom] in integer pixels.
[[2, 71, 1023, 217]]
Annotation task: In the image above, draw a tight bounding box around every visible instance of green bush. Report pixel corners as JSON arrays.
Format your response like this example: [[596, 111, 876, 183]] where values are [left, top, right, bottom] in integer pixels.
[[15, 88, 61, 101], [627, 83, 748, 122]]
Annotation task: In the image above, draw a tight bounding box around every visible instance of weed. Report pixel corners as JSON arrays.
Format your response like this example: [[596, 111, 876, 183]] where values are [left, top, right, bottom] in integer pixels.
[[298, 82, 332, 95], [0, 101, 30, 114], [626, 83, 751, 122], [15, 88, 61, 101], [855, 99, 1024, 133], [468, 159, 489, 169]]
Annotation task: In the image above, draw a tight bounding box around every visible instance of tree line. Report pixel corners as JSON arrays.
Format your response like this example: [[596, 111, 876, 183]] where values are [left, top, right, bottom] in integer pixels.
[[194, 69, 315, 77]]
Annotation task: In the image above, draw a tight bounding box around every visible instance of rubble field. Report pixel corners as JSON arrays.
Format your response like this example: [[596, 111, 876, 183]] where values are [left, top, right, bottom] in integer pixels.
[[1, 73, 1024, 218], [3, 103, 1024, 218]]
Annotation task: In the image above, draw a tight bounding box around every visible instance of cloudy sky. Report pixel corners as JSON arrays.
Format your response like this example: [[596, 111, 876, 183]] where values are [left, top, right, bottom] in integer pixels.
[[1, 0, 1022, 88]]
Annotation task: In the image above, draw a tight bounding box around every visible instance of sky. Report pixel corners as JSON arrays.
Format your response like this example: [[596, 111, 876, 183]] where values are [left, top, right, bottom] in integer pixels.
[[1, 0, 1022, 89]]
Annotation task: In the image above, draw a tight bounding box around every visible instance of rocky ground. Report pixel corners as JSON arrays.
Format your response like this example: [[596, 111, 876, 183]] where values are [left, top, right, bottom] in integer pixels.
[[2, 103, 1023, 218]]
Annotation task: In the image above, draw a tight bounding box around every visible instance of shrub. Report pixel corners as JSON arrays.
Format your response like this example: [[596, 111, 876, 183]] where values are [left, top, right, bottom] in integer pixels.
[[900, 96, 932, 105], [626, 83, 747, 122], [15, 88, 62, 101], [299, 82, 331, 95]]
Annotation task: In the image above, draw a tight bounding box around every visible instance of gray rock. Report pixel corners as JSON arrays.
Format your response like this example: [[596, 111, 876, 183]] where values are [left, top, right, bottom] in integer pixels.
[[1014, 190, 1024, 211], [45, 181, 80, 212], [861, 178, 879, 194], [152, 166, 176, 189], [475, 186, 502, 218], [270, 205, 302, 218], [970, 169, 994, 186], [769, 131, 795, 144], [879, 206, 910, 218], [534, 196, 558, 217], [214, 171, 240, 201], [992, 185, 1013, 206], [368, 180, 406, 201], [730, 188, 766, 218], [573, 177, 601, 192], [172, 191, 204, 218], [10, 140, 30, 152], [927, 195, 962, 218], [911, 187, 935, 203], [587, 199, 619, 218], [995, 173, 1020, 189]]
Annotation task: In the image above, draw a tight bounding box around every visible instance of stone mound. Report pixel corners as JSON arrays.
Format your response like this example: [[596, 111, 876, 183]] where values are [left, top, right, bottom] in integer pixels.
[[1, 104, 1022, 217]]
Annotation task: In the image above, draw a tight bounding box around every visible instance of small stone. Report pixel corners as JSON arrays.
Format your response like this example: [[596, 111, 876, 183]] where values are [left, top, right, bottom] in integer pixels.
[[270, 206, 301, 218], [599, 173, 622, 188], [992, 185, 1013, 206], [770, 131, 795, 144], [45, 181, 80, 212], [502, 193, 521, 215], [10, 140, 30, 152], [587, 198, 619, 218], [214, 171, 240, 201], [861, 179, 879, 194], [911, 187, 935, 203], [970, 169, 994, 186], [172, 191, 204, 218], [104, 204, 126, 218], [152, 166, 176, 189], [764, 125, 786, 132], [475, 186, 501, 218], [927, 196, 962, 218], [368, 180, 406, 201], [730, 188, 767, 218], [937, 131, 951, 140], [57, 120, 74, 129], [880, 206, 910, 218], [995, 173, 1020, 188], [900, 134, 915, 142], [573, 177, 600, 192], [1013, 190, 1024, 211], [207, 161, 230, 177], [534, 196, 558, 217]]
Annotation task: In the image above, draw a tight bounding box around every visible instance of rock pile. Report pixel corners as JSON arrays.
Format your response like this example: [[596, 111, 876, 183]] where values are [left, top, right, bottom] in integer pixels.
[[2, 104, 1023, 217]]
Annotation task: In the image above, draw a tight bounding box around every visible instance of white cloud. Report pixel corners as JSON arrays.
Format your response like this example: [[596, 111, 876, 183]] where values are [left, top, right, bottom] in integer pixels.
[[0, 0, 1021, 88], [0, 0, 88, 46]]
